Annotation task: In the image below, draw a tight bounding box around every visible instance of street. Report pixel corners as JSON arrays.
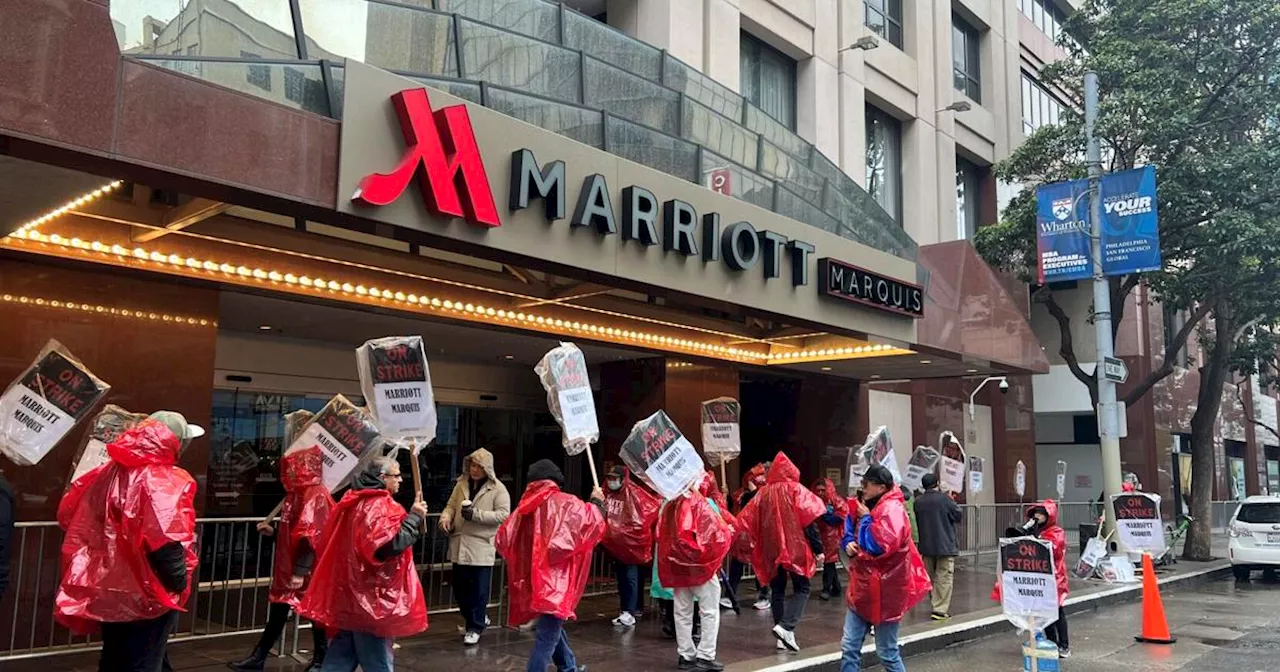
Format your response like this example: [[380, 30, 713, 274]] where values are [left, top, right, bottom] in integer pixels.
[[900, 578, 1280, 671]]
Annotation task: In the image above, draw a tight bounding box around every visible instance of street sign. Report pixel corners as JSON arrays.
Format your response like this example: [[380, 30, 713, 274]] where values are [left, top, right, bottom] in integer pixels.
[[1103, 356, 1128, 383]]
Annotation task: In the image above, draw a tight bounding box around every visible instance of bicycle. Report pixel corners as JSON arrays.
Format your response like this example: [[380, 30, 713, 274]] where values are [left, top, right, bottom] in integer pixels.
[[1157, 513, 1193, 566]]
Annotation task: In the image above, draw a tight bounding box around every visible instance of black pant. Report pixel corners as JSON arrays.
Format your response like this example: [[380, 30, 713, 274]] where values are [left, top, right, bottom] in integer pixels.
[[250, 602, 326, 660], [1044, 607, 1069, 650], [821, 561, 841, 596], [453, 563, 493, 633], [769, 569, 811, 631], [99, 611, 178, 672], [727, 558, 767, 601]]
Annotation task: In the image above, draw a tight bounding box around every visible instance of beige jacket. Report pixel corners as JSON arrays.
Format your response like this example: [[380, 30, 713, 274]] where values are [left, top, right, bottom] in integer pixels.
[[441, 448, 510, 566]]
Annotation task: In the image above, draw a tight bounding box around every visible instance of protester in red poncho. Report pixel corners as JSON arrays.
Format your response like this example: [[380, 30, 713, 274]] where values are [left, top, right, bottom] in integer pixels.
[[602, 465, 659, 628], [726, 463, 770, 611], [299, 456, 427, 672], [228, 445, 333, 671], [55, 412, 202, 672], [839, 465, 931, 672], [496, 459, 605, 672], [990, 499, 1071, 657], [735, 452, 826, 652], [656, 471, 733, 670], [811, 478, 849, 601]]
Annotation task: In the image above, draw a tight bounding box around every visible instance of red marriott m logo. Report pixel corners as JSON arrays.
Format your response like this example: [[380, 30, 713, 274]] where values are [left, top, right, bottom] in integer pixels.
[[353, 88, 500, 227]]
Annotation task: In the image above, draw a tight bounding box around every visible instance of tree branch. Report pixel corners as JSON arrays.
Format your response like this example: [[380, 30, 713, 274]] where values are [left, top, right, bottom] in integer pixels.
[[1237, 384, 1280, 443], [1037, 286, 1099, 405], [1122, 302, 1213, 406]]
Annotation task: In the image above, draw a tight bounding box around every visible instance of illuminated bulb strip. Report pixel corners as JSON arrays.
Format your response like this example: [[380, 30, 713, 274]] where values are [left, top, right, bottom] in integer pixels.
[[2, 232, 767, 361], [0, 293, 216, 327], [4, 181, 124, 238], [765, 343, 914, 364]]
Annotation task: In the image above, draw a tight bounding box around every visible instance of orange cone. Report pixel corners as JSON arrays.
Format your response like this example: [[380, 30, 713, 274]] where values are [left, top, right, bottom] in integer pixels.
[[1134, 553, 1177, 644]]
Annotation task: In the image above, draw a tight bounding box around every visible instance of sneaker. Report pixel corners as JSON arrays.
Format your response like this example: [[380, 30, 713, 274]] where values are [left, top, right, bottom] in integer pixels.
[[719, 597, 733, 610], [930, 612, 949, 621], [694, 659, 725, 671], [463, 631, 480, 646], [1058, 648, 1071, 659], [753, 598, 771, 611], [772, 624, 799, 652], [677, 657, 697, 670], [611, 612, 636, 628], [485, 616, 491, 627], [817, 591, 831, 601]]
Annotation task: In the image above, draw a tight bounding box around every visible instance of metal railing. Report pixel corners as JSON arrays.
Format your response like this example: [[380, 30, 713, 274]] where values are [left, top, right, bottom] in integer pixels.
[[0, 501, 1239, 661]]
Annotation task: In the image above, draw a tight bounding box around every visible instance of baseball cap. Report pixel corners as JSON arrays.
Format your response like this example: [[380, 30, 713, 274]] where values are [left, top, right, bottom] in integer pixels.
[[861, 464, 895, 487], [148, 411, 206, 443]]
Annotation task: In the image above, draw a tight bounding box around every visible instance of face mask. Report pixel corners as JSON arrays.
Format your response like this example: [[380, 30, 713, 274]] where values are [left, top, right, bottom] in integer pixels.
[[607, 480, 622, 491]]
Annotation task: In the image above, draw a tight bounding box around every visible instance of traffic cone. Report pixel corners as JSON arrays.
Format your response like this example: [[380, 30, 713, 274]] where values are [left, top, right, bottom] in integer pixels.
[[1134, 553, 1176, 644]]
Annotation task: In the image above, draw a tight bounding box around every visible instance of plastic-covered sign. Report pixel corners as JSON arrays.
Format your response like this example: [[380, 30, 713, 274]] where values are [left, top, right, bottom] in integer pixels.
[[0, 340, 110, 466], [1073, 536, 1107, 579], [1112, 492, 1165, 554], [1055, 460, 1068, 499], [858, 426, 902, 485], [283, 409, 314, 447], [619, 410, 704, 500], [999, 536, 1060, 632], [67, 405, 145, 487], [902, 446, 940, 491], [284, 395, 382, 492], [357, 336, 437, 446], [1015, 460, 1027, 498], [968, 456, 985, 493], [700, 397, 740, 467], [534, 343, 598, 456], [938, 431, 968, 493]]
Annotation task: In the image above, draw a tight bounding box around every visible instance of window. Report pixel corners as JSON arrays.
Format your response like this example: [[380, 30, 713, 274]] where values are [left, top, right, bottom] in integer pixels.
[[241, 50, 271, 91], [863, 0, 903, 49], [1237, 502, 1280, 524], [1162, 305, 1190, 368], [1021, 72, 1066, 134], [1020, 0, 1069, 44], [865, 105, 902, 223], [740, 32, 797, 130], [956, 157, 982, 240], [952, 15, 981, 103]]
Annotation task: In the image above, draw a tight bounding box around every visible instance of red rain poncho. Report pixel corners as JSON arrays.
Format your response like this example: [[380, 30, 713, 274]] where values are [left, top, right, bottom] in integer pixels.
[[845, 487, 931, 623], [990, 500, 1070, 606], [729, 463, 768, 562], [813, 478, 848, 559], [602, 468, 661, 565], [656, 474, 734, 588], [55, 420, 198, 633], [268, 446, 334, 607], [495, 480, 606, 625], [735, 453, 827, 580], [298, 487, 427, 638]]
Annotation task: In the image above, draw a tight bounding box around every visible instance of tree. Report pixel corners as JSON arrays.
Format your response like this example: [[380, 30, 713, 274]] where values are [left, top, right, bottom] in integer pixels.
[[975, 0, 1280, 560]]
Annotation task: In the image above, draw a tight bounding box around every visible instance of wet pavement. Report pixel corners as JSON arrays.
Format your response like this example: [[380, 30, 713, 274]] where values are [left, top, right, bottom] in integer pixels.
[[3, 547, 1229, 672], [896, 577, 1280, 671]]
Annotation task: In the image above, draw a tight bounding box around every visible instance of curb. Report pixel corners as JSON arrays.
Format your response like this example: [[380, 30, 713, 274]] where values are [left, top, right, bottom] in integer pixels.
[[741, 561, 1231, 672]]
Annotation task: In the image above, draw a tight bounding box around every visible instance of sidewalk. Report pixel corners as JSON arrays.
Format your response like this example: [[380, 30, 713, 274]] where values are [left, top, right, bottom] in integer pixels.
[[6, 544, 1228, 671]]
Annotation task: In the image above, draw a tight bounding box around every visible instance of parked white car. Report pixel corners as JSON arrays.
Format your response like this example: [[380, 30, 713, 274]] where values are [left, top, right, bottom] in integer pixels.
[[1228, 495, 1280, 581]]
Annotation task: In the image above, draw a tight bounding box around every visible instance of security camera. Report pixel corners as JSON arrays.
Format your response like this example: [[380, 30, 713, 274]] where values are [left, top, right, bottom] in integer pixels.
[[998, 378, 1010, 394]]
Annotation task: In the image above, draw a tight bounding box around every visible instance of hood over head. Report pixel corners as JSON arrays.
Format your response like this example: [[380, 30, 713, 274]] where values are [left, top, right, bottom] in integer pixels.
[[282, 445, 324, 492], [106, 420, 183, 469], [461, 447, 497, 482], [527, 458, 565, 489], [1028, 499, 1059, 527], [742, 463, 768, 489], [766, 452, 800, 485]]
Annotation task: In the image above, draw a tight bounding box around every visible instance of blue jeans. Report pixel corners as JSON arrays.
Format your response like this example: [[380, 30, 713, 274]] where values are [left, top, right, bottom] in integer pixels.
[[453, 563, 493, 634], [840, 609, 903, 672], [616, 561, 641, 614], [321, 630, 393, 672], [527, 615, 578, 672]]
